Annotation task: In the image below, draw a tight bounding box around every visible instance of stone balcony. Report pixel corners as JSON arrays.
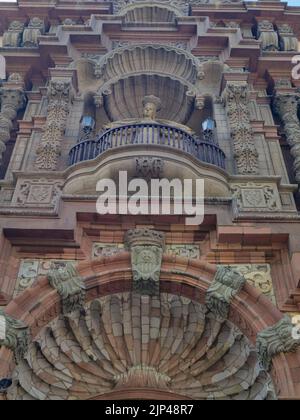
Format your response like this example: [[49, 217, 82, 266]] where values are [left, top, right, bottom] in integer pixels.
[[69, 122, 226, 170]]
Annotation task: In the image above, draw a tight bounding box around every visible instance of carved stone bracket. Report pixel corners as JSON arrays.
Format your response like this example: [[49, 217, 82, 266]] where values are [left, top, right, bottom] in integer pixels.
[[35, 79, 74, 170], [22, 17, 45, 47], [48, 263, 86, 315], [223, 83, 259, 175], [273, 93, 300, 183], [0, 83, 26, 164], [125, 229, 165, 296], [257, 20, 279, 51], [206, 266, 247, 322], [277, 24, 298, 52], [257, 316, 300, 371], [0, 310, 29, 362]]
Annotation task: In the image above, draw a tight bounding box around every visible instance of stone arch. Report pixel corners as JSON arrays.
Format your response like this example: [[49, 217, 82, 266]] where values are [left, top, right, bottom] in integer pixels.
[[0, 252, 297, 399]]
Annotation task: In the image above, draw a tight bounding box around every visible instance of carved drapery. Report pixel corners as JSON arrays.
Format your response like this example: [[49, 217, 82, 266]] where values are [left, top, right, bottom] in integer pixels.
[[22, 17, 45, 48], [257, 21, 279, 52], [273, 93, 300, 183], [0, 84, 26, 164], [223, 83, 259, 174], [277, 24, 298, 52], [35, 80, 73, 170], [2, 21, 25, 48]]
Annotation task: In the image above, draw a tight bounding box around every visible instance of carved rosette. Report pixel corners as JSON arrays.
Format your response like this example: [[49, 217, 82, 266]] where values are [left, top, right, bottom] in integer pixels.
[[257, 316, 300, 371], [35, 80, 73, 170], [223, 83, 258, 174], [0, 86, 26, 163], [125, 229, 165, 296], [273, 93, 300, 183], [206, 266, 247, 322], [48, 263, 86, 315], [0, 310, 29, 362]]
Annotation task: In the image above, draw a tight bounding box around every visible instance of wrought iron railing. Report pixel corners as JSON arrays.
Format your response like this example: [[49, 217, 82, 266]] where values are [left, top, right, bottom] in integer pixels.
[[69, 123, 226, 169]]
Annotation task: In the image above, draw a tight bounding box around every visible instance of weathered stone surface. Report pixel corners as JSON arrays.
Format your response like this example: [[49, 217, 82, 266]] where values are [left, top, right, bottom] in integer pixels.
[[0, 310, 28, 361], [48, 263, 85, 314], [2, 21, 25, 47], [22, 17, 45, 47], [257, 316, 300, 371], [257, 21, 279, 51], [206, 266, 247, 321]]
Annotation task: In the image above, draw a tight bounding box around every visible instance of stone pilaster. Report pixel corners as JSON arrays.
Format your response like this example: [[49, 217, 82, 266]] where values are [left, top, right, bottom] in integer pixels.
[[125, 229, 165, 296], [0, 76, 26, 164], [223, 82, 259, 175], [35, 79, 74, 170], [273, 92, 300, 183]]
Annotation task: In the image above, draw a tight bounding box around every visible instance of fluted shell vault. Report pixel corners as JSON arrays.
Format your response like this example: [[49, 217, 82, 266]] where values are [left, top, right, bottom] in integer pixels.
[[8, 292, 275, 400]]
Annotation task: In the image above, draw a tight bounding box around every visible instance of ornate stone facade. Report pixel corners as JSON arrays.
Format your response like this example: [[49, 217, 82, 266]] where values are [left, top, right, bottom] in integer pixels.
[[231, 183, 281, 212], [35, 80, 73, 170], [223, 83, 258, 175]]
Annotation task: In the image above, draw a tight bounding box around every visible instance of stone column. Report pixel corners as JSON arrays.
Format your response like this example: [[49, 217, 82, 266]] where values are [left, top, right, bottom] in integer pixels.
[[273, 93, 300, 183], [0, 76, 26, 164], [223, 82, 259, 174], [35, 79, 74, 170]]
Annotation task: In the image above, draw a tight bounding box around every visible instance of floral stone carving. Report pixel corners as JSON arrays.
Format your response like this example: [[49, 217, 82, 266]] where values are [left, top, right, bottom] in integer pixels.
[[48, 263, 85, 315], [125, 229, 165, 296], [223, 83, 258, 175], [273, 93, 300, 183], [257, 316, 300, 371], [0, 310, 28, 362], [206, 266, 247, 322], [35, 80, 73, 170], [231, 183, 281, 212]]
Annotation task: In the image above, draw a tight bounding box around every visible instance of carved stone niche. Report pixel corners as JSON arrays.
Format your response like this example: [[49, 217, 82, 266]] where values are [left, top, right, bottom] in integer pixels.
[[231, 182, 282, 212], [2, 21, 25, 48], [12, 178, 63, 208], [125, 228, 165, 296]]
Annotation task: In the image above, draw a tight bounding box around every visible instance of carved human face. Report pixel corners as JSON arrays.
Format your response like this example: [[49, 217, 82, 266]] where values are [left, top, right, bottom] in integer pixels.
[[143, 102, 156, 119]]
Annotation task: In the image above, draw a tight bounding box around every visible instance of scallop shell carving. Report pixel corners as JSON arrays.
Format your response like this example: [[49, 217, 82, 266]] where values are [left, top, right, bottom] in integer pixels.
[[8, 292, 276, 400]]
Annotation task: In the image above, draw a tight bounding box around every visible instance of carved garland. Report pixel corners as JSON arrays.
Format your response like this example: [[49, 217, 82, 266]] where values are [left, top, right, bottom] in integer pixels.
[[223, 83, 259, 175], [35, 80, 73, 170]]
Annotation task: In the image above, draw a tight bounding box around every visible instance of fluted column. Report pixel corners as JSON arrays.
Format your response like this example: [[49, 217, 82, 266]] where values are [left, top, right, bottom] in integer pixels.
[[0, 78, 26, 164], [273, 93, 300, 183], [223, 82, 259, 174], [35, 79, 74, 170]]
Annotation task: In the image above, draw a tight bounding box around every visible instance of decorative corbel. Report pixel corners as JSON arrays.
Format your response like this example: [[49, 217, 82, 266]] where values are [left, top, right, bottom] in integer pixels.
[[48, 263, 86, 315], [0, 310, 29, 362], [257, 316, 300, 371], [125, 229, 165, 297], [206, 266, 247, 322]]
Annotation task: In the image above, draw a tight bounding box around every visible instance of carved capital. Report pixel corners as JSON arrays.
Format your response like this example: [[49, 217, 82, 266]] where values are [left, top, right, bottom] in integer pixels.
[[206, 266, 247, 322], [125, 229, 165, 296], [257, 316, 300, 371], [0, 310, 29, 362], [22, 17, 45, 47], [48, 263, 86, 315]]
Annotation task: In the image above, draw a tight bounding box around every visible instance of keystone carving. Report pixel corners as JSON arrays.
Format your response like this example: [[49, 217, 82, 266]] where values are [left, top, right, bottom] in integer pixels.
[[206, 266, 247, 322], [48, 263, 86, 314], [22, 17, 45, 47], [125, 229, 165, 296], [0, 310, 29, 362], [2, 21, 25, 47], [0, 86, 26, 164], [273, 93, 300, 183], [257, 316, 300, 371], [223, 83, 258, 174], [35, 79, 73, 170]]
